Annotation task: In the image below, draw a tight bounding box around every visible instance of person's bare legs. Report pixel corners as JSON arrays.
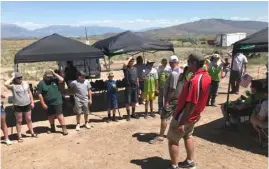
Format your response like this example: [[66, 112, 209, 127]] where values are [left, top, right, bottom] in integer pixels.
[[1, 114, 10, 141], [184, 136, 195, 161], [56, 113, 68, 135], [150, 100, 156, 117], [168, 139, 179, 166], [76, 114, 81, 125], [84, 113, 89, 126], [24, 111, 35, 134], [160, 119, 168, 137], [48, 115, 55, 125], [126, 104, 131, 121], [145, 100, 149, 118], [15, 112, 23, 139]]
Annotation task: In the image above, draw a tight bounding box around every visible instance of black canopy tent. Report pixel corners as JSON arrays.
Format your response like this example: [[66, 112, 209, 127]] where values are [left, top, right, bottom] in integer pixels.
[[93, 31, 174, 70], [14, 33, 104, 71], [226, 27, 268, 103]]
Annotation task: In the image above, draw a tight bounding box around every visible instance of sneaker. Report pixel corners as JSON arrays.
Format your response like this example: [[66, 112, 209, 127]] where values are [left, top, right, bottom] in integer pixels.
[[144, 113, 148, 119], [149, 136, 164, 144], [126, 115, 131, 121], [150, 112, 156, 118], [112, 117, 118, 122], [136, 103, 139, 107], [85, 122, 91, 129], [167, 164, 180, 169], [107, 118, 112, 123], [62, 127, 68, 136], [211, 103, 217, 107], [76, 124, 81, 131], [4, 139, 12, 145], [131, 114, 139, 119], [178, 159, 196, 169]]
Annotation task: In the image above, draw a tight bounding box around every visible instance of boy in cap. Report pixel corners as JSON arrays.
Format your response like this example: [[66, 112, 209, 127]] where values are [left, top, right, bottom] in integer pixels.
[[157, 58, 171, 113], [69, 71, 92, 131], [106, 72, 118, 122], [142, 60, 159, 118], [207, 54, 224, 106], [123, 57, 140, 121], [37, 69, 68, 135], [134, 56, 146, 104]]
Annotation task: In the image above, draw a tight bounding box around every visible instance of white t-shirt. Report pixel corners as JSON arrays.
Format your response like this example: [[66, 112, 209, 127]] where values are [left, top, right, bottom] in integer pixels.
[[232, 53, 248, 71], [258, 100, 268, 117]]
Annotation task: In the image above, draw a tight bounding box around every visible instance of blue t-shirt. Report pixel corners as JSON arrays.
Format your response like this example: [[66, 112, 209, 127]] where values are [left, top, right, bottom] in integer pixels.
[[106, 80, 117, 100]]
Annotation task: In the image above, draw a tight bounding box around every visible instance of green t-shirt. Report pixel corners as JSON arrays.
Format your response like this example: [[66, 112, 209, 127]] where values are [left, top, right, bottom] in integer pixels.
[[158, 65, 171, 88], [37, 78, 62, 105], [143, 68, 159, 92], [208, 63, 222, 81], [245, 92, 265, 107]]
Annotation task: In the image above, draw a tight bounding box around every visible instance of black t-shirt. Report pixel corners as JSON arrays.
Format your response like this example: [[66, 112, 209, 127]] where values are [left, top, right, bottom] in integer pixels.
[[64, 66, 77, 81], [123, 67, 138, 87]]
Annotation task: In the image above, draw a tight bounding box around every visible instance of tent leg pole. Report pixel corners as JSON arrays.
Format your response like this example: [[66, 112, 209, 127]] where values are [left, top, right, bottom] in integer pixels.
[[14, 64, 19, 72], [108, 58, 110, 71], [226, 52, 235, 108], [143, 52, 145, 64]]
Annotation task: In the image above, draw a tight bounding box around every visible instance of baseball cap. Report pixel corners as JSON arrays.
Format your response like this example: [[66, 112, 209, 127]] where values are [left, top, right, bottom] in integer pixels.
[[44, 70, 54, 78], [169, 55, 179, 63], [147, 60, 155, 64], [212, 54, 220, 59], [108, 72, 114, 77], [14, 72, 23, 78]]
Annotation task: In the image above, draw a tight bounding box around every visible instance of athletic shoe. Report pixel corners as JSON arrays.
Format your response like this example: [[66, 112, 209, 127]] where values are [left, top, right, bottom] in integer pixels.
[[144, 113, 148, 119], [76, 124, 81, 131], [149, 136, 164, 144], [62, 127, 68, 136], [4, 139, 12, 145], [85, 122, 91, 129], [126, 115, 131, 121], [167, 164, 180, 169], [131, 114, 139, 119], [178, 159, 196, 169], [150, 112, 156, 118]]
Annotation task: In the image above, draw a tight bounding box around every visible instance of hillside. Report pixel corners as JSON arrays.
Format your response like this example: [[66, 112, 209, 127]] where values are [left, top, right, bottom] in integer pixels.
[[1, 19, 268, 39], [143, 19, 268, 39]]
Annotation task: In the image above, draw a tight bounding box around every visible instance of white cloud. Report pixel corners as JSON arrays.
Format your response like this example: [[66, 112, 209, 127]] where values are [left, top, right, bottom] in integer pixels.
[[230, 17, 251, 21], [256, 16, 268, 22], [14, 22, 49, 30]]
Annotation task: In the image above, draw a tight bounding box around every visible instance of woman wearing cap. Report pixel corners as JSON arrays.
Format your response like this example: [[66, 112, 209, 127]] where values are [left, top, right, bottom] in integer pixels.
[[4, 72, 38, 142]]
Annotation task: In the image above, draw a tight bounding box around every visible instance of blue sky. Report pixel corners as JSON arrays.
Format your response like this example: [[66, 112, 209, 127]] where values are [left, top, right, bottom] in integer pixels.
[[1, 1, 268, 30]]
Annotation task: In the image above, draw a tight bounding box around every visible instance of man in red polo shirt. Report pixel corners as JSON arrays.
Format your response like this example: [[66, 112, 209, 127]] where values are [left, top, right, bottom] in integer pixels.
[[167, 53, 211, 169]]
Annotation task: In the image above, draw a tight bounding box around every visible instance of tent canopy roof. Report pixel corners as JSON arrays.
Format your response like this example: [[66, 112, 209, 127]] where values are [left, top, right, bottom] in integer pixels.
[[92, 31, 174, 57], [232, 27, 268, 53], [15, 33, 104, 63]]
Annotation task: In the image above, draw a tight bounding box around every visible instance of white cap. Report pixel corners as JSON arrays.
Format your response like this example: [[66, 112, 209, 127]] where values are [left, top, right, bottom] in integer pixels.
[[169, 55, 179, 63]]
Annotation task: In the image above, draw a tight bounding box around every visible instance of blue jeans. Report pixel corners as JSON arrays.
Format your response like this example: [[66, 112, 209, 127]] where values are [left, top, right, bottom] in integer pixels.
[[208, 81, 219, 104]]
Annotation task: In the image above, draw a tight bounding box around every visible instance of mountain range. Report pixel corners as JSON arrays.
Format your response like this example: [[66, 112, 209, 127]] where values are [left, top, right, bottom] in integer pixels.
[[1, 19, 268, 39]]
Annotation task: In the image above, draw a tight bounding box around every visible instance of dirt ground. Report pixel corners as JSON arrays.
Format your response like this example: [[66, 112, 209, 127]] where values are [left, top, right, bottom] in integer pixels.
[[1, 65, 268, 169]]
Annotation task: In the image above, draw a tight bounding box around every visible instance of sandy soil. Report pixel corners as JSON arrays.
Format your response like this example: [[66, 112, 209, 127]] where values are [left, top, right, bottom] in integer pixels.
[[1, 65, 268, 169]]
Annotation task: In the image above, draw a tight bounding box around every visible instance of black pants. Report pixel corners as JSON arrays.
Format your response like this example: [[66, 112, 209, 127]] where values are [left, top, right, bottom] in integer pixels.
[[230, 70, 242, 93], [208, 81, 219, 105]]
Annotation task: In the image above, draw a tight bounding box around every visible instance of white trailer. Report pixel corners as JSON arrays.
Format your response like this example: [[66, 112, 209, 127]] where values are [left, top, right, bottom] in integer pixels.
[[216, 33, 246, 47]]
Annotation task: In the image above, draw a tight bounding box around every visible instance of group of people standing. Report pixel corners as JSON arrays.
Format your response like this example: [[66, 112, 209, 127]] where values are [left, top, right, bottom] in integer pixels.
[[1, 64, 94, 144], [122, 53, 212, 169]]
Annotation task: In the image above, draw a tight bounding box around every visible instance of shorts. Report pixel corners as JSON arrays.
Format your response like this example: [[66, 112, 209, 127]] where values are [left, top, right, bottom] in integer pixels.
[[167, 118, 196, 144], [47, 104, 63, 116], [107, 98, 118, 109], [139, 81, 144, 92], [13, 104, 31, 113], [161, 100, 177, 120], [125, 87, 138, 104], [73, 100, 89, 115], [144, 92, 156, 101]]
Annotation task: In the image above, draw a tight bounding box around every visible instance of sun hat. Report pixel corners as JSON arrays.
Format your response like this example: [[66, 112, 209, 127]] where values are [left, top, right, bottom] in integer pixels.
[[14, 72, 23, 78], [169, 55, 179, 63], [44, 70, 53, 78]]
